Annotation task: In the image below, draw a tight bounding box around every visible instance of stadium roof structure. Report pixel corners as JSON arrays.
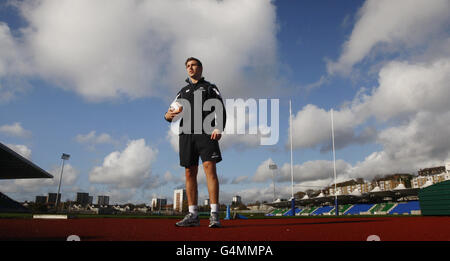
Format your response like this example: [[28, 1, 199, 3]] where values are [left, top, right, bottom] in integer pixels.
[[268, 188, 420, 208], [0, 142, 53, 180]]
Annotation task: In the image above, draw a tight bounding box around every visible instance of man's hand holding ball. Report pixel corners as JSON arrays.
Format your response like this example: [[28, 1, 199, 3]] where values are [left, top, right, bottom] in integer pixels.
[[165, 101, 183, 122]]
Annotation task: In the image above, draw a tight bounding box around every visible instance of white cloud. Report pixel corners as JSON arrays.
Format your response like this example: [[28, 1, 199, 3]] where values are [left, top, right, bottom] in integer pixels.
[[349, 111, 450, 177], [0, 78, 31, 104], [6, 0, 279, 102], [327, 0, 450, 75], [89, 139, 158, 189], [293, 56, 450, 149], [0, 20, 33, 103], [289, 104, 373, 151], [0, 164, 79, 199], [233, 186, 277, 204], [252, 158, 352, 184], [49, 164, 79, 187], [75, 131, 117, 148], [364, 58, 450, 121], [0, 122, 31, 138], [0, 22, 17, 75], [162, 170, 185, 188], [0, 18, 32, 76], [5, 143, 32, 160], [230, 176, 249, 185], [305, 6, 450, 155], [252, 158, 277, 183], [292, 55, 450, 179], [166, 125, 179, 153], [92, 187, 140, 205], [280, 160, 352, 183], [17, 163, 78, 188]]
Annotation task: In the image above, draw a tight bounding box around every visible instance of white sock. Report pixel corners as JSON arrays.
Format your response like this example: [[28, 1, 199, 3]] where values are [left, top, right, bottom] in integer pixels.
[[210, 204, 219, 213], [189, 205, 198, 217]]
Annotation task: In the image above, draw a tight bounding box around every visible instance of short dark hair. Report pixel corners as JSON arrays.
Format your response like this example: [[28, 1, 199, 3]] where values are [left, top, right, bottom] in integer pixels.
[[185, 57, 202, 67]]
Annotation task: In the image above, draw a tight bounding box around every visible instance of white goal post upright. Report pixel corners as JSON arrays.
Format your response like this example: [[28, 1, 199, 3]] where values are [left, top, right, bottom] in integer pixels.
[[289, 100, 295, 216], [331, 109, 338, 216]]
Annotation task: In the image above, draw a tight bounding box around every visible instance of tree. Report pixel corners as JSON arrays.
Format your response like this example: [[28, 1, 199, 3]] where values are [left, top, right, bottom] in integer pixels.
[[294, 191, 306, 199]]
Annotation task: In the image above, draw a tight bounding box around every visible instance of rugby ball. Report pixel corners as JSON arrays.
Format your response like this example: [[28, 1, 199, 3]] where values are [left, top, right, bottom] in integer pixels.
[[169, 101, 183, 113]]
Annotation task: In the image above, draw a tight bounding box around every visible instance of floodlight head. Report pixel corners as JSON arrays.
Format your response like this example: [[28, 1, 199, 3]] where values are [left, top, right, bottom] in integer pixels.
[[61, 153, 70, 160], [269, 163, 277, 170]]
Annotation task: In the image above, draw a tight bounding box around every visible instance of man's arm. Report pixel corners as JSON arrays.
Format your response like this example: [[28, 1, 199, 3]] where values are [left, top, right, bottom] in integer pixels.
[[165, 110, 179, 122], [165, 91, 182, 122]]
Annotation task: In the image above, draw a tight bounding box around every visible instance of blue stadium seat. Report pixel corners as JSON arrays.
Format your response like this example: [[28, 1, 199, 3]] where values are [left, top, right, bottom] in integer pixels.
[[312, 206, 333, 215], [389, 201, 420, 215], [345, 204, 374, 215], [283, 207, 302, 216]]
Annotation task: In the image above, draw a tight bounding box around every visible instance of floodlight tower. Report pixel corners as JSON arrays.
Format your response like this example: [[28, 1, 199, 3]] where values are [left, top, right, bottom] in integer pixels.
[[331, 109, 338, 216], [55, 153, 70, 212], [289, 100, 295, 216]]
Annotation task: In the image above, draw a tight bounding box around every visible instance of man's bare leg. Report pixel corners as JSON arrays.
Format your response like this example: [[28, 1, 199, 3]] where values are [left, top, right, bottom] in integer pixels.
[[175, 165, 200, 227], [203, 161, 221, 228], [203, 161, 219, 205], [185, 165, 199, 207]]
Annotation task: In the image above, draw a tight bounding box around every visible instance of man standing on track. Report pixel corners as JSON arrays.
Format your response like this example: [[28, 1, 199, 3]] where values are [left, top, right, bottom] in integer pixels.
[[165, 57, 226, 228]]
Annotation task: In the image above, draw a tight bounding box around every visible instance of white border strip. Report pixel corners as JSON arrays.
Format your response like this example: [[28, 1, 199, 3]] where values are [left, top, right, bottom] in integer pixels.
[[33, 214, 68, 219]]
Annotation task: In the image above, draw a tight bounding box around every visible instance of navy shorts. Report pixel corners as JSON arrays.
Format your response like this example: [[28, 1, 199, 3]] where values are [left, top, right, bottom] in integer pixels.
[[179, 134, 222, 167]]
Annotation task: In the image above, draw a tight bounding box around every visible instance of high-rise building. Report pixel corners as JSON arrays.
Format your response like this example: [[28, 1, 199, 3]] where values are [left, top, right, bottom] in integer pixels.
[[35, 196, 47, 204], [151, 198, 167, 211], [47, 193, 61, 205], [76, 192, 90, 205], [98, 195, 110, 206], [173, 189, 186, 212], [232, 195, 242, 205]]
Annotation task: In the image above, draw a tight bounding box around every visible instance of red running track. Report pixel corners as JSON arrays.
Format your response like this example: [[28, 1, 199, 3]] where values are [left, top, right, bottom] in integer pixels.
[[1, 216, 449, 241]]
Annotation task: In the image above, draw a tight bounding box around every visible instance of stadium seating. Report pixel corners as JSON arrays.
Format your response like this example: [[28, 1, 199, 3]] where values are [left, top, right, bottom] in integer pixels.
[[389, 201, 420, 215], [312, 206, 334, 215], [300, 207, 318, 215], [270, 208, 288, 216], [266, 209, 278, 216], [344, 204, 374, 215], [330, 204, 352, 215], [283, 208, 302, 216], [370, 203, 396, 214], [369, 204, 383, 214], [382, 203, 396, 212], [266, 201, 420, 217], [282, 209, 292, 216], [341, 204, 353, 214], [271, 209, 278, 214]]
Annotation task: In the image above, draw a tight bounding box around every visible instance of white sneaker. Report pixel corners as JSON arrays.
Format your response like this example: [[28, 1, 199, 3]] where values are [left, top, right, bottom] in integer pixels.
[[175, 213, 200, 227], [209, 212, 221, 228]]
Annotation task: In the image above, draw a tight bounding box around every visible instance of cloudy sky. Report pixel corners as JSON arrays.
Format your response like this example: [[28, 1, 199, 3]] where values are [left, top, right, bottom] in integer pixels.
[[1, 0, 449, 205]]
